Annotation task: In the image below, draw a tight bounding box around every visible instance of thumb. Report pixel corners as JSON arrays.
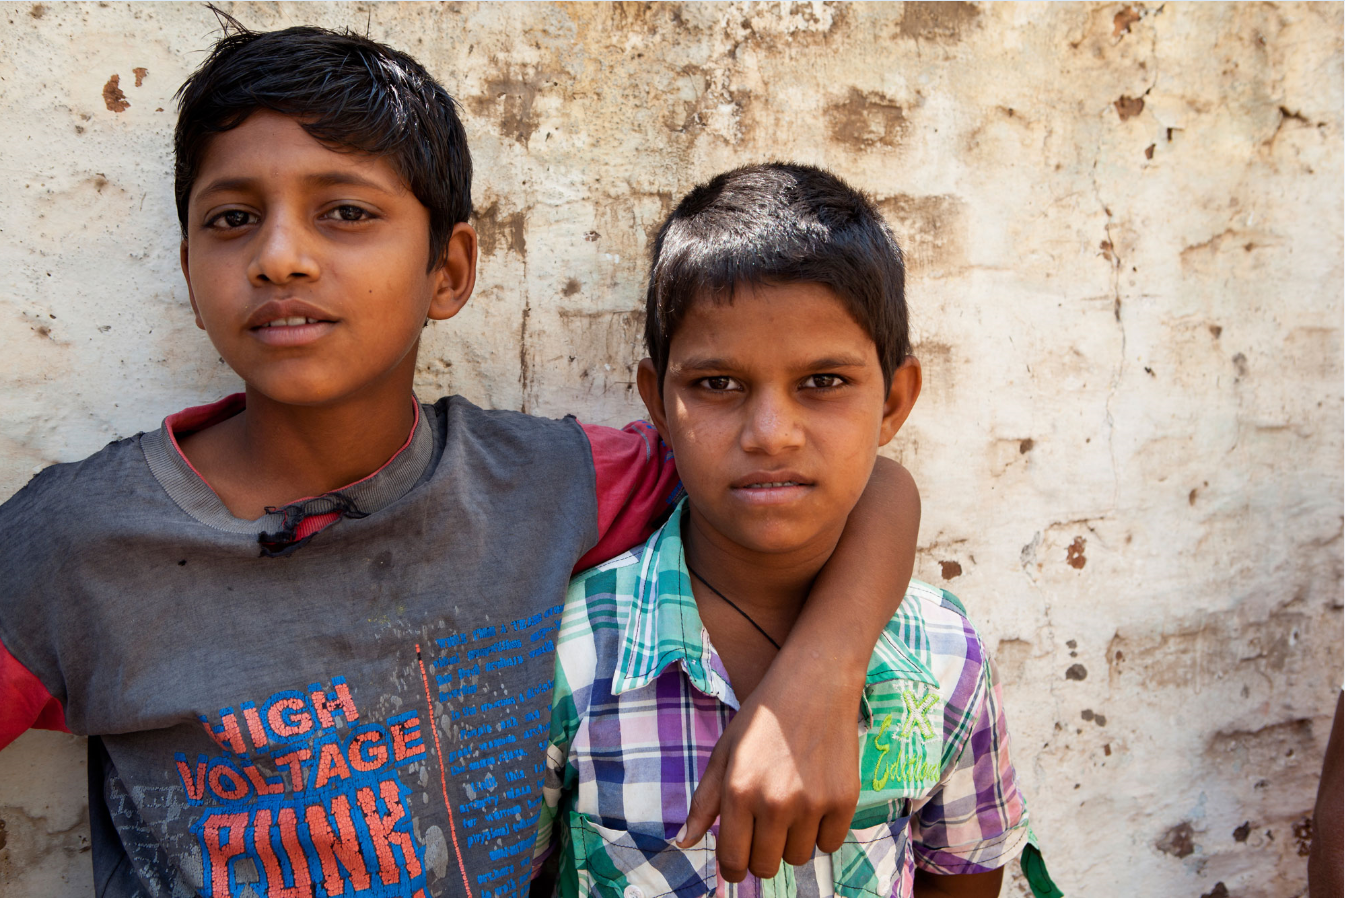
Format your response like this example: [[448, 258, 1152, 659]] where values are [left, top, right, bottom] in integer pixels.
[[678, 738, 727, 847]]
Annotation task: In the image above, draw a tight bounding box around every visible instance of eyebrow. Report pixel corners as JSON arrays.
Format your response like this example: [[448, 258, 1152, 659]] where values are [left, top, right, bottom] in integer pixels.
[[194, 170, 395, 201], [674, 354, 871, 372]]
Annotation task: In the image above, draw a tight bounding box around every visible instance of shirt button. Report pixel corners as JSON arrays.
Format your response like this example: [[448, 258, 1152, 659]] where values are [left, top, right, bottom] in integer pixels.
[[624, 886, 645, 898]]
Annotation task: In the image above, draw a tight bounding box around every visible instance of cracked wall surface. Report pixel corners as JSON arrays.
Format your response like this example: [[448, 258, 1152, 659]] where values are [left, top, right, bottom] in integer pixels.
[[0, 2, 1340, 896]]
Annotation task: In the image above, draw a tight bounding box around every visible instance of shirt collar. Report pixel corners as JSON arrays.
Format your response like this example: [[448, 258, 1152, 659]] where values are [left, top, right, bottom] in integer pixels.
[[142, 392, 435, 534], [611, 500, 939, 708]]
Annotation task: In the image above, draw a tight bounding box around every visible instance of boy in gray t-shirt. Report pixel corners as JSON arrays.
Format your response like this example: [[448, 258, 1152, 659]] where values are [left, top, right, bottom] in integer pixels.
[[0, 21, 921, 898]]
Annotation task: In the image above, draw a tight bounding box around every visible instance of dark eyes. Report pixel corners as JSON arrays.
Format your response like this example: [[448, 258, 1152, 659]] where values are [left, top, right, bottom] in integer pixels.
[[696, 374, 847, 393], [208, 209, 257, 230], [327, 205, 370, 222], [205, 205, 373, 230]]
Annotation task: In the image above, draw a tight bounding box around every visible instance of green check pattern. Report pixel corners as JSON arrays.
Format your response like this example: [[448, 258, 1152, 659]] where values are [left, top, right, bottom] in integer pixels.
[[534, 500, 1036, 898]]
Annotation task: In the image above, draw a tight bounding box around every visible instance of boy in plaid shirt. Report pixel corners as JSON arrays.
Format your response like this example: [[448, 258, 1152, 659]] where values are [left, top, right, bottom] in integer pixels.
[[533, 164, 1058, 898]]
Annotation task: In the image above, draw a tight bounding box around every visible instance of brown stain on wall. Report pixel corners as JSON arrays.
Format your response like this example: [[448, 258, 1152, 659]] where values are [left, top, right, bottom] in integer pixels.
[[876, 194, 965, 276], [897, 2, 980, 41], [102, 75, 129, 112], [474, 202, 527, 258], [1156, 821, 1195, 857], [469, 69, 554, 146], [1113, 6, 1141, 38], [1066, 536, 1087, 569], [1106, 603, 1318, 691], [1114, 95, 1145, 121], [826, 88, 907, 149], [132, 67, 148, 87]]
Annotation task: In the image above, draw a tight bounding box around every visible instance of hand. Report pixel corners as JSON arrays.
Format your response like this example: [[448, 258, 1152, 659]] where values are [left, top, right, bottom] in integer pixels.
[[677, 648, 864, 882], [912, 868, 1005, 897]]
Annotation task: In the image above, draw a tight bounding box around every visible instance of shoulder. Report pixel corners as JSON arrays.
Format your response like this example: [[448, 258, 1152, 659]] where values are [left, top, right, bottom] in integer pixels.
[[431, 395, 586, 446], [554, 548, 646, 689], [560, 548, 645, 646], [880, 579, 992, 709], [0, 433, 151, 534], [891, 579, 985, 657]]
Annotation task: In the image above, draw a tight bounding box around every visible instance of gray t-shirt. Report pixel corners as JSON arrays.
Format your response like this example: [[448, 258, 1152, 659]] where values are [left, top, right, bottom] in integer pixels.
[[0, 395, 609, 898]]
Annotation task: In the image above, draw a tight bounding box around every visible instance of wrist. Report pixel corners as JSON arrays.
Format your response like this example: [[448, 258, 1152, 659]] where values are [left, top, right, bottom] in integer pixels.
[[776, 632, 870, 691]]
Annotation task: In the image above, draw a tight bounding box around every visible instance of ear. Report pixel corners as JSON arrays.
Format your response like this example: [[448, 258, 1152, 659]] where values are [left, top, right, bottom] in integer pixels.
[[180, 240, 206, 330], [878, 356, 922, 446], [636, 358, 674, 447], [427, 222, 478, 321]]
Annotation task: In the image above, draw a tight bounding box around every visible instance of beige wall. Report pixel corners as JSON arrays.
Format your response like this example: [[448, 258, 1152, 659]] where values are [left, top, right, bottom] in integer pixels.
[[0, 2, 1341, 895]]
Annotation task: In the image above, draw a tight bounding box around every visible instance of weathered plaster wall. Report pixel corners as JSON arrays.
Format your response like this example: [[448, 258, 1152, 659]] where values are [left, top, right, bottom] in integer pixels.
[[0, 2, 1340, 896]]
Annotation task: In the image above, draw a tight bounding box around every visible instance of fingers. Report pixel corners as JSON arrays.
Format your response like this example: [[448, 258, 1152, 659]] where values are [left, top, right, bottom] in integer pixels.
[[715, 781, 755, 883], [781, 816, 822, 867], [815, 805, 853, 855], [745, 807, 790, 880], [679, 740, 725, 848]]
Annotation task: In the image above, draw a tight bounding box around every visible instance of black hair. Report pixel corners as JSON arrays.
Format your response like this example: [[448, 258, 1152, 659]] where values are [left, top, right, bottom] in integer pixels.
[[174, 12, 471, 270], [644, 163, 908, 388]]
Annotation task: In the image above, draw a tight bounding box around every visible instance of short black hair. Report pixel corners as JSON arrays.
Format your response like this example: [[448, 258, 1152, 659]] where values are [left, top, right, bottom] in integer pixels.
[[644, 163, 908, 388], [174, 14, 470, 270]]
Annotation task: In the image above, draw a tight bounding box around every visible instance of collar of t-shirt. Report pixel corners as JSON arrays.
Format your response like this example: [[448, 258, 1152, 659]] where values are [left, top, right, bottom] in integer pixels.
[[142, 392, 433, 545]]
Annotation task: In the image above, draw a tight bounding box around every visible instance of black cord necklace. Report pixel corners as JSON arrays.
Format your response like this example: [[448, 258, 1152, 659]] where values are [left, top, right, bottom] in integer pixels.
[[686, 563, 782, 651]]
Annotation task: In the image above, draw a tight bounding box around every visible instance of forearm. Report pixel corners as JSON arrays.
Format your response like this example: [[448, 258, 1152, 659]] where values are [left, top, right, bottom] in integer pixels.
[[912, 868, 1004, 898], [783, 456, 920, 674]]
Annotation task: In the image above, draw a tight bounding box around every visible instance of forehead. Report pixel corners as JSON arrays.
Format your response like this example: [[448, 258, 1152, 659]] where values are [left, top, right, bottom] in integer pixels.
[[669, 282, 878, 364], [191, 110, 410, 201]]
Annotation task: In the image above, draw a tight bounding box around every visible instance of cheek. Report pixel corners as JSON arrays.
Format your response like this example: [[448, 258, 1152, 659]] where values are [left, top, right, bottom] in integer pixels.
[[666, 406, 736, 483]]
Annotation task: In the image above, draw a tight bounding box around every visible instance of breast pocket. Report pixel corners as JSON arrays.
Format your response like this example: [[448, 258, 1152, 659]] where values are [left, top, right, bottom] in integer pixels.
[[831, 817, 912, 898], [571, 812, 718, 898]]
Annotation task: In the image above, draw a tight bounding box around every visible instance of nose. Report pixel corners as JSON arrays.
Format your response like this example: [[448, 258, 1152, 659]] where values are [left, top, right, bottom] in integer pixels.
[[248, 210, 320, 286], [739, 387, 804, 455]]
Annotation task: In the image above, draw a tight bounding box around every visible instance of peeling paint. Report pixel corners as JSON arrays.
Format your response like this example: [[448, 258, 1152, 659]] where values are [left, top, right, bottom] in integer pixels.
[[101, 75, 129, 113]]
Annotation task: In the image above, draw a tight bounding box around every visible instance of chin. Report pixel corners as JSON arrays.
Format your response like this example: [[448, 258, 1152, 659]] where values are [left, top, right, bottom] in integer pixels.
[[248, 374, 353, 408], [730, 524, 826, 556]]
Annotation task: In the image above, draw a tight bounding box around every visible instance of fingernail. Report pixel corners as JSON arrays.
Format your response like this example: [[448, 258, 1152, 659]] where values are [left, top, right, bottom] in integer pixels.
[[674, 823, 688, 845]]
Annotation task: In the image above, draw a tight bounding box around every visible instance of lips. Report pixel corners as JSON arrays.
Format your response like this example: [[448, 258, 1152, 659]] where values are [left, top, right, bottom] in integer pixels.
[[729, 471, 815, 505], [731, 471, 814, 490], [245, 300, 338, 347]]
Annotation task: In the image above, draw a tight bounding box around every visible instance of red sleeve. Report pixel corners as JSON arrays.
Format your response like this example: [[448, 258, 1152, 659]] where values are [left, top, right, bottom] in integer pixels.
[[0, 638, 70, 751], [576, 421, 681, 573]]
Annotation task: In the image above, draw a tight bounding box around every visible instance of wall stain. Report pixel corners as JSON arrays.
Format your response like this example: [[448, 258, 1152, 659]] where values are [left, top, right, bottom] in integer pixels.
[[876, 194, 964, 276], [469, 68, 555, 146], [1114, 95, 1145, 121], [1066, 535, 1087, 569], [826, 88, 906, 149], [1065, 663, 1088, 681], [102, 75, 129, 113], [939, 560, 962, 580], [1113, 6, 1141, 38], [132, 67, 148, 87], [897, 2, 979, 41], [1155, 820, 1195, 857], [474, 202, 527, 258]]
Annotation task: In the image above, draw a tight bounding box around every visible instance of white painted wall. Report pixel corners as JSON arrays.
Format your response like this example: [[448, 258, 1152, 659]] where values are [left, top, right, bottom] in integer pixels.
[[0, 3, 1340, 896]]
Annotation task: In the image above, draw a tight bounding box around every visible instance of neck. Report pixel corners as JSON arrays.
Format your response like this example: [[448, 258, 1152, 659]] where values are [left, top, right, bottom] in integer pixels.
[[681, 504, 842, 696], [179, 354, 419, 520]]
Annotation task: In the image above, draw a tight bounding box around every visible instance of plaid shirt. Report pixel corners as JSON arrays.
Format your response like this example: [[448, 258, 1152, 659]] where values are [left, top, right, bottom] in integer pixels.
[[534, 500, 1031, 898]]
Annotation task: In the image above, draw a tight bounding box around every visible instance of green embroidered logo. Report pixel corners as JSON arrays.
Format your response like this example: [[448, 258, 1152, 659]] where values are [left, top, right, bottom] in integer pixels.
[[869, 689, 940, 792], [899, 688, 937, 739]]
